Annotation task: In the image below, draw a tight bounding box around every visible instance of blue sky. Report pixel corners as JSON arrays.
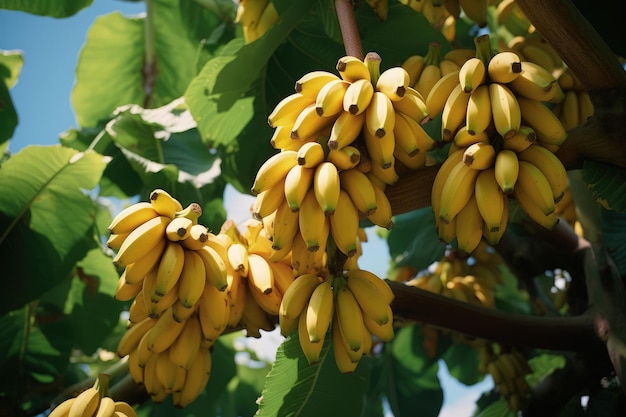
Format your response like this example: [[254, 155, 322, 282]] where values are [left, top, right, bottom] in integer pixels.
[[1, 1, 492, 414]]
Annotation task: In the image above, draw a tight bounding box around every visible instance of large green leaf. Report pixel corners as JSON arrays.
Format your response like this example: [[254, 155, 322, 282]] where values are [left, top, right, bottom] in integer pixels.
[[0, 146, 107, 315], [257, 332, 369, 417], [442, 341, 484, 386], [601, 208, 626, 276], [0, 0, 93, 17], [0, 50, 24, 89], [387, 207, 446, 272], [0, 65, 17, 145], [582, 160, 626, 212]]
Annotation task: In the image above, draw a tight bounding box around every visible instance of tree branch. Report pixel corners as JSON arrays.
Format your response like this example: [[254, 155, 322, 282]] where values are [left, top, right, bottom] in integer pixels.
[[335, 0, 364, 60]]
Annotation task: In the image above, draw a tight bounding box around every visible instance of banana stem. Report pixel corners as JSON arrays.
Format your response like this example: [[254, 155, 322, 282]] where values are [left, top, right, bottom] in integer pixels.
[[335, 0, 364, 60], [142, 0, 158, 109]]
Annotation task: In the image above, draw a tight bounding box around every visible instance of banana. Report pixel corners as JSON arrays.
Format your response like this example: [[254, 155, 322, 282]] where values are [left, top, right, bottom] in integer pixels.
[[347, 268, 394, 304], [252, 177, 285, 220], [458, 57, 486, 94], [362, 303, 394, 342], [517, 144, 568, 203], [443, 48, 475, 67], [299, 305, 325, 364], [393, 87, 430, 124], [177, 249, 206, 309], [48, 398, 77, 417], [152, 241, 185, 301], [516, 160, 556, 215], [270, 260, 295, 295], [558, 90, 580, 131], [465, 84, 491, 135], [376, 66, 410, 101], [494, 149, 519, 194], [279, 273, 323, 321], [332, 315, 359, 373], [108, 202, 159, 235], [297, 141, 325, 169], [438, 158, 480, 224], [295, 71, 341, 99], [291, 103, 335, 140], [393, 111, 435, 156], [68, 383, 101, 417], [298, 189, 328, 252], [502, 125, 536, 153], [235, 0, 269, 28], [290, 232, 327, 276], [154, 350, 179, 392], [441, 83, 471, 142], [267, 93, 314, 128], [149, 189, 182, 219], [462, 141, 495, 170], [339, 168, 378, 215], [401, 54, 425, 87], [251, 150, 298, 195], [175, 348, 212, 407], [283, 165, 314, 211], [329, 189, 360, 257], [123, 236, 166, 285], [246, 252, 275, 295], [106, 232, 128, 250], [475, 168, 505, 233], [248, 277, 282, 316], [197, 283, 230, 341], [453, 125, 488, 148], [440, 58, 461, 76], [346, 271, 390, 325], [116, 316, 157, 358], [171, 297, 195, 322], [326, 110, 366, 150], [241, 286, 276, 337], [459, 0, 487, 27], [431, 149, 464, 226], [313, 161, 341, 215], [315, 79, 350, 117], [489, 82, 521, 140], [455, 194, 483, 253], [306, 278, 334, 343], [363, 125, 395, 170], [226, 274, 247, 327], [517, 96, 568, 147], [270, 199, 299, 252], [113, 402, 138, 417], [112, 216, 170, 268], [508, 61, 560, 102], [196, 245, 228, 291], [336, 56, 371, 83], [327, 145, 361, 170], [180, 223, 209, 251], [366, 182, 394, 229], [415, 62, 442, 101], [146, 306, 186, 353], [93, 397, 115, 417], [365, 91, 395, 138], [487, 51, 522, 84], [343, 78, 375, 115], [335, 285, 363, 351], [148, 278, 180, 319], [425, 69, 460, 118], [128, 293, 149, 324], [164, 216, 193, 242], [578, 90, 594, 123]]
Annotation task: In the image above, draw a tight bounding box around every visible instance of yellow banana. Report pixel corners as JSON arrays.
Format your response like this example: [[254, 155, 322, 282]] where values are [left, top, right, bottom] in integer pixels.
[[327, 145, 360, 170], [154, 350, 179, 393], [462, 141, 495, 170], [174, 348, 211, 407], [146, 307, 186, 353], [290, 232, 326, 276], [128, 292, 149, 324], [298, 189, 328, 252], [518, 144, 568, 203], [306, 279, 334, 343], [315, 79, 350, 117], [393, 111, 436, 157], [346, 271, 389, 325], [343, 78, 375, 115], [283, 165, 314, 211], [177, 249, 207, 309], [516, 160, 556, 215], [270, 199, 299, 252], [508, 61, 561, 102], [269, 260, 295, 296], [251, 150, 298, 195], [458, 57, 486, 94], [335, 285, 363, 351], [513, 184, 559, 229], [68, 384, 100, 417], [248, 277, 282, 316], [465, 83, 491, 135], [112, 216, 170, 268], [49, 398, 77, 417], [299, 305, 325, 364], [247, 252, 275, 295], [164, 216, 193, 242], [517, 96, 568, 147], [475, 168, 505, 234], [431, 149, 464, 226], [362, 303, 394, 342], [196, 245, 228, 291], [346, 268, 394, 304], [459, 0, 487, 27], [401, 54, 425, 86], [329, 189, 360, 257], [494, 149, 519, 194], [558, 90, 579, 131], [489, 82, 521, 140], [443, 48, 475, 67], [113, 402, 138, 417], [149, 189, 182, 219], [279, 273, 323, 321], [425, 69, 460, 118], [487, 51, 522, 84], [108, 202, 158, 235], [197, 283, 230, 341], [123, 236, 166, 285], [366, 182, 394, 230], [152, 241, 185, 301], [252, 177, 285, 220], [363, 125, 395, 170], [336, 56, 371, 83], [441, 83, 471, 141], [235, 0, 269, 28], [267, 93, 314, 128], [332, 315, 360, 373], [453, 125, 488, 148], [93, 396, 116, 417], [116, 316, 157, 358], [294, 70, 341, 99], [376, 66, 410, 101], [502, 125, 536, 153], [106, 232, 128, 250], [296, 141, 325, 169], [365, 91, 395, 138], [180, 223, 209, 251], [454, 194, 483, 253], [290, 103, 335, 140], [438, 158, 480, 224], [327, 111, 365, 150], [339, 168, 378, 215], [313, 161, 341, 215]]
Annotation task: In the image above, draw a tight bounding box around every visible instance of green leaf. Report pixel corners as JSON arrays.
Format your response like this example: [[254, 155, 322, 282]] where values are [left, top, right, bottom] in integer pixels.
[[71, 12, 145, 128], [0, 146, 107, 315], [257, 333, 369, 417], [526, 352, 566, 387], [442, 341, 485, 386], [387, 207, 446, 272], [0, 49, 24, 89], [601, 207, 626, 276], [582, 160, 626, 212], [0, 0, 93, 17], [474, 397, 514, 417], [0, 65, 17, 144]]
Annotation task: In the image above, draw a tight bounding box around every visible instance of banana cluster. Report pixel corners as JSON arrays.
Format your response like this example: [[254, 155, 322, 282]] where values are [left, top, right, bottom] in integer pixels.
[[234, 0, 278, 43], [399, 0, 491, 29], [552, 67, 594, 131], [428, 34, 571, 253], [258, 54, 437, 273], [278, 269, 395, 373], [482, 349, 533, 412], [406, 242, 504, 307], [48, 374, 137, 417]]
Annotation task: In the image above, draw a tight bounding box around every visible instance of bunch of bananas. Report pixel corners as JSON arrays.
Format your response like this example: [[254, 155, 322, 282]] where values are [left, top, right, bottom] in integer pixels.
[[278, 269, 395, 373], [48, 373, 137, 417], [480, 348, 533, 412], [504, 35, 564, 75], [552, 67, 594, 131], [427, 34, 571, 253], [257, 53, 436, 273], [495, 0, 536, 37], [405, 242, 504, 307], [399, 0, 491, 29], [235, 0, 279, 43]]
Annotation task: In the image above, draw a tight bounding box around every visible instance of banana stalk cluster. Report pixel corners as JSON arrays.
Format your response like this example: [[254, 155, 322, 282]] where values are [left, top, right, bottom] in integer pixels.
[[278, 269, 395, 374], [399, 0, 491, 29], [48, 374, 137, 417], [405, 242, 504, 307], [234, 0, 278, 43], [428, 34, 571, 253], [552, 67, 595, 132], [480, 348, 533, 412]]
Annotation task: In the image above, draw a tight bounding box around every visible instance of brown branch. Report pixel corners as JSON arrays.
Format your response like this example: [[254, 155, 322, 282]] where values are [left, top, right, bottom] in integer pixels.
[[514, 0, 626, 91], [389, 280, 598, 351], [335, 0, 364, 60]]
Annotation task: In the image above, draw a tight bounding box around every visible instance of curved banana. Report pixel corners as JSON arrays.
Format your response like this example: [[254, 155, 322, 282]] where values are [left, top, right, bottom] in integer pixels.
[[267, 93, 314, 128], [146, 307, 186, 353], [123, 236, 166, 285], [454, 194, 483, 253], [279, 273, 323, 321], [196, 245, 228, 291], [441, 83, 471, 142], [247, 253, 275, 295], [516, 160, 556, 215], [283, 165, 314, 211], [393, 87, 430, 123], [401, 54, 425, 87], [306, 279, 334, 343], [489, 82, 521, 140], [252, 177, 285, 220], [297, 141, 325, 169], [153, 241, 185, 301], [197, 283, 230, 341], [177, 249, 207, 309], [331, 315, 359, 373], [393, 111, 435, 157], [346, 271, 389, 325], [112, 216, 170, 268], [508, 61, 560, 102], [180, 223, 209, 251], [453, 125, 488, 148], [431, 149, 464, 225], [295, 70, 341, 99], [487, 51, 522, 84], [149, 189, 183, 219], [366, 182, 394, 230], [251, 150, 298, 195], [438, 158, 481, 224], [298, 189, 328, 252], [376, 66, 410, 101], [116, 316, 157, 358], [327, 145, 361, 170], [108, 202, 158, 235], [365, 91, 396, 138], [313, 161, 341, 215], [513, 183, 559, 229], [502, 125, 536, 153], [271, 198, 300, 254], [458, 57, 486, 94], [346, 268, 394, 304], [315, 79, 350, 117], [336, 56, 371, 83], [465, 84, 491, 135], [174, 348, 212, 407], [462, 142, 495, 170], [339, 168, 378, 215], [517, 144, 568, 203], [327, 111, 366, 150], [165, 216, 194, 242], [517, 96, 568, 147], [329, 189, 360, 257], [494, 149, 519, 194], [299, 305, 325, 364], [425, 69, 460, 119], [475, 168, 505, 234], [335, 285, 363, 352], [290, 103, 335, 140], [343, 78, 375, 115]]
